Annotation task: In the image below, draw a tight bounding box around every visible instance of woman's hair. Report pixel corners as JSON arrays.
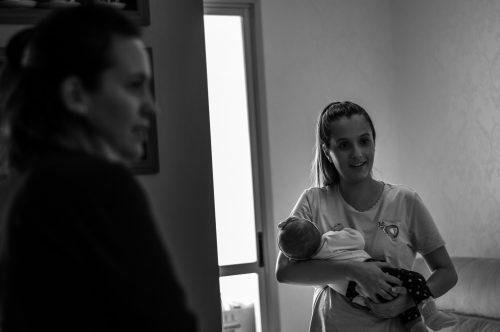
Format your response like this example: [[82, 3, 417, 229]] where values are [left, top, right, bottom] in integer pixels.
[[312, 101, 376, 187], [277, 217, 322, 260], [0, 27, 35, 99], [0, 5, 141, 171], [0, 28, 36, 179]]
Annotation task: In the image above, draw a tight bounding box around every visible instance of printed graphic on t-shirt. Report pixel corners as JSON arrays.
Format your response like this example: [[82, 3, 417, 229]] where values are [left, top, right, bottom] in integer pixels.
[[377, 220, 399, 241]]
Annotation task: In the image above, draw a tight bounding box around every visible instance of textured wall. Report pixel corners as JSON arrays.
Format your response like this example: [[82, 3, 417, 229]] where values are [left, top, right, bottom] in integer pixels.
[[391, 0, 500, 258]]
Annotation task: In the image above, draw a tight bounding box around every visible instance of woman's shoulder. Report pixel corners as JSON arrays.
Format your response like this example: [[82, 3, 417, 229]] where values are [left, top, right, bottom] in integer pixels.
[[39, 151, 128, 173], [27, 151, 136, 192], [384, 182, 420, 200], [299, 186, 333, 203], [302, 185, 331, 196]]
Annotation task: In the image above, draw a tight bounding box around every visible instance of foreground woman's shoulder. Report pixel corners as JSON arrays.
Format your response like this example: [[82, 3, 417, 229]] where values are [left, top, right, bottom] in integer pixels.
[[27, 152, 138, 192]]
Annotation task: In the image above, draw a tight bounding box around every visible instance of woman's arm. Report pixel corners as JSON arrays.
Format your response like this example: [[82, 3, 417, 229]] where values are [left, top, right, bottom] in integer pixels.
[[422, 246, 458, 298], [366, 246, 458, 318], [276, 251, 349, 286], [276, 251, 401, 301]]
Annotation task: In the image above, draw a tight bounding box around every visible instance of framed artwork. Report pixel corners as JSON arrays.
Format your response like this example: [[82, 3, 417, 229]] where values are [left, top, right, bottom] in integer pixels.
[[0, 46, 159, 175], [130, 47, 159, 175], [0, 0, 150, 26], [0, 48, 6, 181]]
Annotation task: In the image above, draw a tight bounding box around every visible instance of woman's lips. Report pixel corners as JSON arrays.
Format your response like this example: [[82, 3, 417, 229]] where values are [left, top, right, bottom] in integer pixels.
[[350, 161, 367, 168], [133, 125, 149, 140]]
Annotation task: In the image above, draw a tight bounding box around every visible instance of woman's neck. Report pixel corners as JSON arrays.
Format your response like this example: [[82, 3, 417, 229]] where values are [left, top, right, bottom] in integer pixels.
[[57, 130, 124, 164], [338, 178, 384, 212]]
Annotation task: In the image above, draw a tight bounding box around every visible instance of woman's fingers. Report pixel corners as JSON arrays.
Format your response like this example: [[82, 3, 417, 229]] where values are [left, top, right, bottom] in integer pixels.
[[373, 261, 393, 269], [367, 291, 413, 318], [372, 261, 402, 285], [371, 284, 397, 301], [353, 261, 403, 302], [391, 286, 406, 294], [383, 272, 402, 286]]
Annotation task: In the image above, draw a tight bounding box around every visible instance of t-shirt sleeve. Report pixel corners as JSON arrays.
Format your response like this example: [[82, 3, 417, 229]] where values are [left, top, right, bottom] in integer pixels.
[[289, 188, 315, 222], [408, 191, 446, 255]]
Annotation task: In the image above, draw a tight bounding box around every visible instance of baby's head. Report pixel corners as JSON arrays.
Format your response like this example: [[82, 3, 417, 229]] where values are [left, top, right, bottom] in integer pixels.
[[277, 217, 322, 260]]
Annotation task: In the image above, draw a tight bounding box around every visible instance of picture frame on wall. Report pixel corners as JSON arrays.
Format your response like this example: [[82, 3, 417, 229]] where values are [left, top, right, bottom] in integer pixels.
[[0, 48, 6, 181], [129, 47, 159, 175], [0, 46, 159, 175], [0, 0, 150, 26]]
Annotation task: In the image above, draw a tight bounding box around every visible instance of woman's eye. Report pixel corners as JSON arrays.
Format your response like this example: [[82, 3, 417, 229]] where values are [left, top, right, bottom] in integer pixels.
[[128, 81, 143, 90], [338, 142, 348, 150], [360, 138, 372, 146]]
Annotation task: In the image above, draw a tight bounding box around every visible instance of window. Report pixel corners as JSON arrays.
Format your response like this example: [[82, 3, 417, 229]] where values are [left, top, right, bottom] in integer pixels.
[[203, 2, 279, 332]]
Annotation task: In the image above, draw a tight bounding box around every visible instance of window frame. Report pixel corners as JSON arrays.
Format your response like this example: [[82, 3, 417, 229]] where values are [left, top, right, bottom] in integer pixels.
[[203, 1, 280, 332]]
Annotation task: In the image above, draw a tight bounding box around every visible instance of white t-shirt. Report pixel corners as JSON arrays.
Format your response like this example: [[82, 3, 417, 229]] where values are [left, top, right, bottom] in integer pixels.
[[290, 182, 445, 332]]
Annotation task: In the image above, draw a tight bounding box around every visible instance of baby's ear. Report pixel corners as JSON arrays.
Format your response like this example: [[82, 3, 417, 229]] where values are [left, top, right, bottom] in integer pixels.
[[277, 220, 288, 230], [277, 217, 294, 230]]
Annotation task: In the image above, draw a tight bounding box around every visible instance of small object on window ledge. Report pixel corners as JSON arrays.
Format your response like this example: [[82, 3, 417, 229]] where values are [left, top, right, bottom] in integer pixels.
[[96, 0, 126, 10], [37, 0, 81, 9]]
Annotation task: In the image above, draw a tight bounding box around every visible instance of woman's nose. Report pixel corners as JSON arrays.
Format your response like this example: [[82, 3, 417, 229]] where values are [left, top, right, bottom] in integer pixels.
[[351, 143, 363, 158], [142, 89, 158, 116]]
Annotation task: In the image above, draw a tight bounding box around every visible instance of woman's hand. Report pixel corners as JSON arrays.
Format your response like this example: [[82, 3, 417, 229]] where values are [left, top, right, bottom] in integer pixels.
[[365, 287, 413, 318], [350, 261, 402, 302]]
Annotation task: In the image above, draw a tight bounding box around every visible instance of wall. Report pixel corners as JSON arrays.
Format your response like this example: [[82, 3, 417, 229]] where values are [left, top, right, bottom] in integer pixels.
[[391, 0, 500, 258], [139, 1, 221, 331], [0, 1, 221, 331], [259, 0, 500, 331], [140, 1, 221, 331]]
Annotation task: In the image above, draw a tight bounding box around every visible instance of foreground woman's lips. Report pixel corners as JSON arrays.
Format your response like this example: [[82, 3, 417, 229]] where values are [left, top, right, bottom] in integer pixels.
[[133, 125, 149, 140]]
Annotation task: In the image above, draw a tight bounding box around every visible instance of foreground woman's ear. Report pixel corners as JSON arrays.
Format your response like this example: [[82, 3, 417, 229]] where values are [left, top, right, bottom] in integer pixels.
[[60, 76, 89, 116], [322, 143, 332, 163]]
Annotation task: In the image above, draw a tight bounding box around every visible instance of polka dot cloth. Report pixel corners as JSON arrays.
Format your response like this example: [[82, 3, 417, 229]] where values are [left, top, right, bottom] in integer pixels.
[[345, 266, 434, 324], [384, 268, 433, 323]]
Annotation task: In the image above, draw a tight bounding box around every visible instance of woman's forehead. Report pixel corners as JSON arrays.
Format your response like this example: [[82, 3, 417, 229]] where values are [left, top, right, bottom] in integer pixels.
[[329, 115, 372, 140], [107, 36, 150, 77]]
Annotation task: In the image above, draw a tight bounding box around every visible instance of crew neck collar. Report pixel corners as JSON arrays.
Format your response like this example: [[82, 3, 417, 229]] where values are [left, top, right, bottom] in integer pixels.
[[336, 181, 386, 213]]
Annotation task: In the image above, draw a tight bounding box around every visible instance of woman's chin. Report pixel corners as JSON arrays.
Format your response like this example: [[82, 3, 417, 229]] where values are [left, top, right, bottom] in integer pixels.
[[126, 147, 145, 163], [111, 143, 145, 164]]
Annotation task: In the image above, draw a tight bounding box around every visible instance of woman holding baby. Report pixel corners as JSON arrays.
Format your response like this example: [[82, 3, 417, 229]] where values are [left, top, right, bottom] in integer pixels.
[[275, 101, 457, 332]]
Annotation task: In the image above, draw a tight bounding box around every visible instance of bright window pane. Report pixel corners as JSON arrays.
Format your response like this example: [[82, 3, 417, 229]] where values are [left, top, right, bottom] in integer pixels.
[[204, 15, 257, 266], [220, 273, 261, 332]]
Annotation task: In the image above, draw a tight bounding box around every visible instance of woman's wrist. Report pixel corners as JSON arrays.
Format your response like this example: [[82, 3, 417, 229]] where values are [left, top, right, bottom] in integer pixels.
[[343, 260, 363, 283]]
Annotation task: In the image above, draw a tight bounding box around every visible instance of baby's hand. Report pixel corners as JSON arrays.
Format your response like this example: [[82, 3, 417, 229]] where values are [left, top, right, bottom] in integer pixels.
[[390, 286, 407, 296], [333, 223, 344, 231]]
